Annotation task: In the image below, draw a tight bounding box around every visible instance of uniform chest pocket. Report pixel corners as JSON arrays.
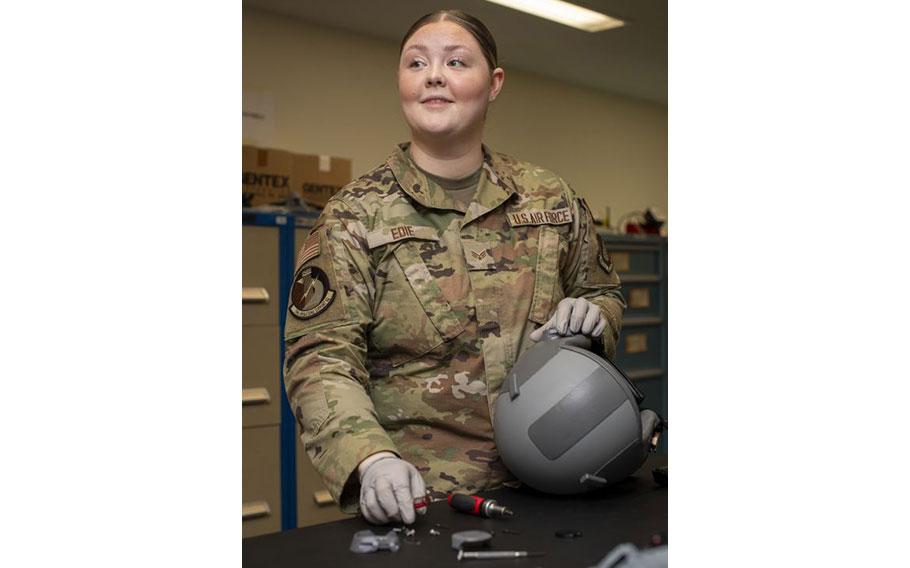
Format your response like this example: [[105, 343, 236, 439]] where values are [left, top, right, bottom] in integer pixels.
[[370, 236, 465, 367], [528, 226, 565, 325]]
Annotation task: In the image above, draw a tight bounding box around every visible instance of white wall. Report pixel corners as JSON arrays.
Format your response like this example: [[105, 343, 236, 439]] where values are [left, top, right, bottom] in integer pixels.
[[243, 8, 667, 227]]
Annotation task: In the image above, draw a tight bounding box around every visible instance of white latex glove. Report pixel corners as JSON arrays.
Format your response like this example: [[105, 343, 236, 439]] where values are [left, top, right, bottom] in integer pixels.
[[529, 297, 608, 341], [358, 452, 427, 525]]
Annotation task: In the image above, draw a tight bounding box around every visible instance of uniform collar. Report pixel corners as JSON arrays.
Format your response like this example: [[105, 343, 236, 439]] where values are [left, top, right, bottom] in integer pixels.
[[387, 142, 518, 218]]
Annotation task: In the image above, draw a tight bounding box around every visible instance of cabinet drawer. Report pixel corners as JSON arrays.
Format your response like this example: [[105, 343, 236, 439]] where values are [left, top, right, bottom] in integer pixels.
[[242, 226, 280, 326], [614, 321, 663, 371], [601, 241, 660, 276], [242, 325, 280, 427], [242, 425, 281, 538], [620, 280, 661, 319], [296, 427, 352, 527]]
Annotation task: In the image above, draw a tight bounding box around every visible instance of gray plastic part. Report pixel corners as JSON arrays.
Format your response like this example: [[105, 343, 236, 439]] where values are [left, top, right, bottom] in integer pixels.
[[350, 530, 400, 553], [589, 543, 667, 568], [508, 371, 520, 399], [451, 530, 493, 551], [579, 473, 608, 487]]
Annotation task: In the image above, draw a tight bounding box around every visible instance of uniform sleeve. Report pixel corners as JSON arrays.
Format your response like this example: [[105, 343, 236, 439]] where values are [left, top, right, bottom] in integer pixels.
[[283, 199, 399, 514], [559, 189, 627, 358]]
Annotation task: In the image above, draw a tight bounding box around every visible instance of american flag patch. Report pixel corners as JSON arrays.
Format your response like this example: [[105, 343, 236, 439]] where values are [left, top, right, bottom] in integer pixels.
[[298, 231, 320, 266]]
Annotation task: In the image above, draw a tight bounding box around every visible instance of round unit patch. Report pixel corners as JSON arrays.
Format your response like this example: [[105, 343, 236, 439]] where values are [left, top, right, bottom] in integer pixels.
[[289, 266, 335, 320]]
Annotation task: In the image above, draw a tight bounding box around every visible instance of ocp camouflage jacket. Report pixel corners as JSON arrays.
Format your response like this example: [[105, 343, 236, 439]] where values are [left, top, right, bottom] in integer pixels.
[[284, 142, 625, 512]]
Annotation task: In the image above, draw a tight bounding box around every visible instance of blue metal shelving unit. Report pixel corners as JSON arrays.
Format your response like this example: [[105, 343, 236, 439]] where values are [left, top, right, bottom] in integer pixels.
[[601, 233, 668, 453], [242, 209, 298, 531]]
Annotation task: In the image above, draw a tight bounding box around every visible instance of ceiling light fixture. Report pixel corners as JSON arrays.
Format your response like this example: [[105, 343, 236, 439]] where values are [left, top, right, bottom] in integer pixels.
[[484, 0, 625, 32]]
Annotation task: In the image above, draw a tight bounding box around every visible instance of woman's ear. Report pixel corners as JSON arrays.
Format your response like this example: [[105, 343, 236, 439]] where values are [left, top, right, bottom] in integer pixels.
[[489, 67, 505, 102]]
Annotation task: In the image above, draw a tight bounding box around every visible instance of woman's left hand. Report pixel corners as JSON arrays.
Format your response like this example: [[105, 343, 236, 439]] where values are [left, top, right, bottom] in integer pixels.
[[529, 297, 608, 341]]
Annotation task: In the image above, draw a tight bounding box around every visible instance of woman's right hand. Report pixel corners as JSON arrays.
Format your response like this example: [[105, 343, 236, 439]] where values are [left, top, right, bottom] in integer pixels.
[[358, 452, 427, 525]]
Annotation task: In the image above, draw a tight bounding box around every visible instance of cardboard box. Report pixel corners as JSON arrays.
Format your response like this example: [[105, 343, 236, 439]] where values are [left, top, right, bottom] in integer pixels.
[[242, 146, 294, 207], [243, 146, 353, 209], [292, 154, 352, 208]]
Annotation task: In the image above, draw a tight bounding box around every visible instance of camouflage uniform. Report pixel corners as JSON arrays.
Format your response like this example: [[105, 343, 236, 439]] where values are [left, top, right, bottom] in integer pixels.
[[284, 142, 625, 513]]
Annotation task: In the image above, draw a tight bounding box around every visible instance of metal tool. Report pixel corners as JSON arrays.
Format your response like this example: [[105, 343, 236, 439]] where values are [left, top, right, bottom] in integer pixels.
[[447, 493, 514, 518], [349, 530, 400, 553], [457, 550, 546, 561]]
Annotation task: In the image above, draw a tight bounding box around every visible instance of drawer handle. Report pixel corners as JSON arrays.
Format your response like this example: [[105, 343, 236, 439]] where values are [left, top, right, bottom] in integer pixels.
[[313, 490, 334, 507], [242, 500, 271, 520], [242, 287, 270, 304], [242, 388, 271, 405]]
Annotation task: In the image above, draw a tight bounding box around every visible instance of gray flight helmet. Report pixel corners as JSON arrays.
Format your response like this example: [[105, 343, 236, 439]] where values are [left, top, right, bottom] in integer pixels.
[[494, 328, 662, 494]]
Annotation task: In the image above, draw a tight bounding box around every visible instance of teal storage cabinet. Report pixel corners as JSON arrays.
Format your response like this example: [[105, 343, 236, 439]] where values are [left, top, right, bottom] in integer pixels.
[[601, 233, 667, 453]]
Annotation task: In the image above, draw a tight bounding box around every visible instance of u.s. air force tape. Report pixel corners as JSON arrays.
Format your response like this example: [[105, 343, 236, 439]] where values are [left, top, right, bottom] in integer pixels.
[[289, 265, 335, 320], [506, 207, 572, 227]]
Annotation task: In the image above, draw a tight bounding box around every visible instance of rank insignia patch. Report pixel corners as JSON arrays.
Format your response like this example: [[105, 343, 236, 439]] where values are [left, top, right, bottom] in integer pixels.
[[463, 240, 494, 270], [289, 265, 336, 320]]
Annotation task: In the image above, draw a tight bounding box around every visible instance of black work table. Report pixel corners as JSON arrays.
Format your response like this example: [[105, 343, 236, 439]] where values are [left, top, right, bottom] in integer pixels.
[[243, 455, 667, 568]]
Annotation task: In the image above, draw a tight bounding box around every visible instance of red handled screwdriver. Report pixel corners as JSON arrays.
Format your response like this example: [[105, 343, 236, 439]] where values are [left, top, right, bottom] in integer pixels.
[[447, 493, 514, 518]]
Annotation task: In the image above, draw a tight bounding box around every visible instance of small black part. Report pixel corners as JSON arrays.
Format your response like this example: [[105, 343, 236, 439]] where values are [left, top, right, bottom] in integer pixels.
[[652, 466, 668, 487], [555, 529, 583, 539]]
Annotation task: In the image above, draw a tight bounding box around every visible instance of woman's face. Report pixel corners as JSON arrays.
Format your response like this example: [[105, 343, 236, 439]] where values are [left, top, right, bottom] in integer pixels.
[[398, 21, 503, 142]]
